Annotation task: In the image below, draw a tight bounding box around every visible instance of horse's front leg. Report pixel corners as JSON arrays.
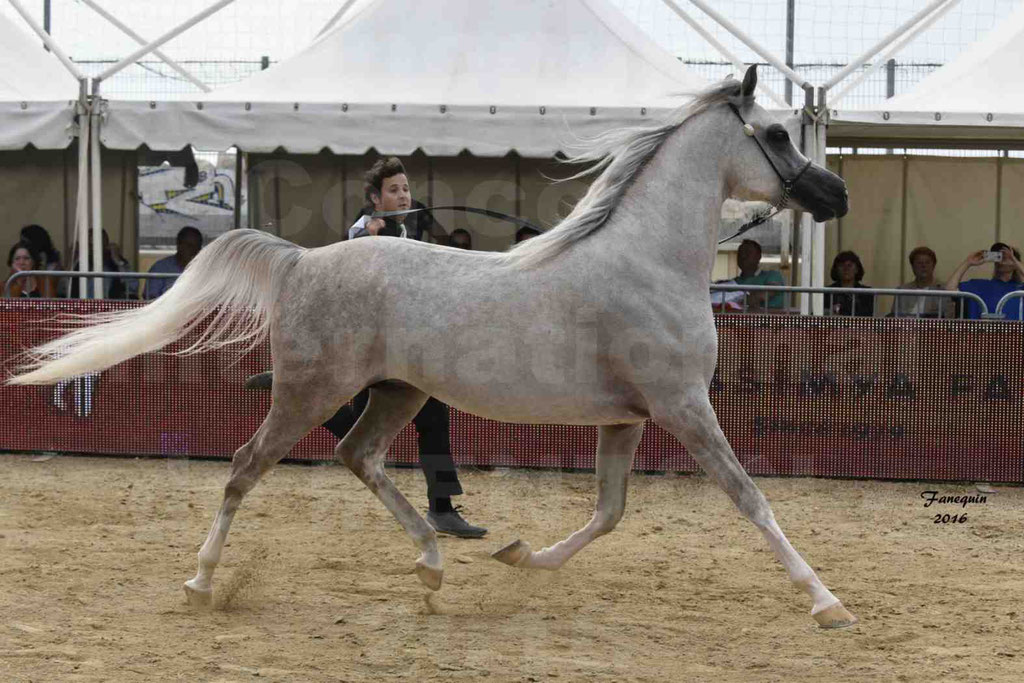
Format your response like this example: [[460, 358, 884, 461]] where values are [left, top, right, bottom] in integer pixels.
[[653, 391, 857, 628], [493, 422, 643, 570]]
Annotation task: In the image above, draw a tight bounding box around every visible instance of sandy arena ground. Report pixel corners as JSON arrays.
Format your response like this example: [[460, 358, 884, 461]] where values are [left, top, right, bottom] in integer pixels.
[[1, 454, 1023, 682]]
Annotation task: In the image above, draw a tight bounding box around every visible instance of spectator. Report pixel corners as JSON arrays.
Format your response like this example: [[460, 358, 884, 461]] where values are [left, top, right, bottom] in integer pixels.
[[825, 251, 874, 316], [945, 243, 1024, 320], [68, 230, 131, 299], [7, 241, 41, 298], [732, 239, 786, 311], [891, 246, 954, 318], [146, 226, 204, 299], [515, 226, 541, 243], [449, 229, 473, 250], [108, 241, 139, 299], [246, 156, 487, 539], [19, 224, 62, 297]]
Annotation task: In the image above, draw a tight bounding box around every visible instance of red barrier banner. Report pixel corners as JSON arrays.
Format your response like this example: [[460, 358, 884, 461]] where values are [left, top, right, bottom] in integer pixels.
[[711, 314, 1022, 482], [1, 301, 1021, 482]]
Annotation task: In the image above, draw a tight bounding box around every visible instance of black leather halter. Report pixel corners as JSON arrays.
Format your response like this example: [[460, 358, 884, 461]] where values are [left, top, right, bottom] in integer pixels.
[[718, 103, 813, 245]]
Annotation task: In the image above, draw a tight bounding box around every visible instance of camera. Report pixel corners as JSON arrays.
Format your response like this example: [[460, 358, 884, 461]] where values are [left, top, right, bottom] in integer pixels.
[[982, 250, 1004, 263]]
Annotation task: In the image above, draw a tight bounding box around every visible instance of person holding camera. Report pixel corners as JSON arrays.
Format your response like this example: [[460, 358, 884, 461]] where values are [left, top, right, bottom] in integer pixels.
[[945, 242, 1024, 319], [246, 157, 487, 539]]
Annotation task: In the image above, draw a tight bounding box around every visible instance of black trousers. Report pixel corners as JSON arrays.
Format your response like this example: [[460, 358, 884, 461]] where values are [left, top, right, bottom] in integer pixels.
[[322, 389, 463, 500]]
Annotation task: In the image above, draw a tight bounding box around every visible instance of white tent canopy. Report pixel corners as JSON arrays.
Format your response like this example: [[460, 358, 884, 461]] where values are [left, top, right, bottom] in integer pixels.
[[100, 0, 709, 156], [0, 11, 80, 150], [830, 2, 1024, 147]]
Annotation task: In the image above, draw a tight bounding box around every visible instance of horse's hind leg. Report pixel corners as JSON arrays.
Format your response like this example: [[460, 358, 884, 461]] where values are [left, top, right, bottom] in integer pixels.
[[653, 393, 857, 628], [334, 382, 444, 590], [183, 390, 340, 607], [493, 422, 644, 570]]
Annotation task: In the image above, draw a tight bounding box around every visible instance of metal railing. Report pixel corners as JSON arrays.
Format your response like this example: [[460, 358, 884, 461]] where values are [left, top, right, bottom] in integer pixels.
[[710, 284, 992, 319], [4, 275, 1014, 321], [994, 290, 1024, 318], [4, 270, 179, 299]]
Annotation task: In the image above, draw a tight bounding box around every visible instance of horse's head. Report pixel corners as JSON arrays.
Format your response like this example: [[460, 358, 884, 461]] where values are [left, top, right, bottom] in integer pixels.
[[724, 66, 848, 223]]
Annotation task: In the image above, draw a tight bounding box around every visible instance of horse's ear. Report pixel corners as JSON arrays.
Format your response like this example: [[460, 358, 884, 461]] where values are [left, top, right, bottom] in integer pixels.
[[741, 64, 757, 98]]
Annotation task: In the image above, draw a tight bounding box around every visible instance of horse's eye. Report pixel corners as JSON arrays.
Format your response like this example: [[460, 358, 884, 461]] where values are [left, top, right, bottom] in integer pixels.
[[768, 128, 789, 143]]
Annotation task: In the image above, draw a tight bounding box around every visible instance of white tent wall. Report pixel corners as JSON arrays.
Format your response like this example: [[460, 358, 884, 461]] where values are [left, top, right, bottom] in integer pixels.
[[100, 0, 708, 156], [98, 148, 140, 269], [430, 155, 518, 251], [518, 158, 592, 237], [905, 158, 999, 269], [0, 149, 74, 256], [0, 10, 79, 151], [828, 2, 1024, 148], [247, 151, 590, 252], [248, 151, 353, 247], [827, 154, 1024, 309], [1001, 162, 1024, 235], [0, 146, 137, 273]]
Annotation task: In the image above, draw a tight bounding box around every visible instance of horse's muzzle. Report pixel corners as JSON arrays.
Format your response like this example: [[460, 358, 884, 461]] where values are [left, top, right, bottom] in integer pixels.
[[793, 165, 849, 222]]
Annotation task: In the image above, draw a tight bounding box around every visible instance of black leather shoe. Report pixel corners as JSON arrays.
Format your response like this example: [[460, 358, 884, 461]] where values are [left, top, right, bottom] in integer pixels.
[[427, 507, 488, 539], [244, 371, 274, 391]]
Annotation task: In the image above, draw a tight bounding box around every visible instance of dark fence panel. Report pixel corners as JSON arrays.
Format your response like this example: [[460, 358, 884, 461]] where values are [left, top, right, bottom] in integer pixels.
[[2, 301, 1021, 482]]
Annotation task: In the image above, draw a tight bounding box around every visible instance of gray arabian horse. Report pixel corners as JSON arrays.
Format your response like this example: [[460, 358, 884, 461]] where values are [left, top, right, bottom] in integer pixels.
[[10, 67, 855, 628]]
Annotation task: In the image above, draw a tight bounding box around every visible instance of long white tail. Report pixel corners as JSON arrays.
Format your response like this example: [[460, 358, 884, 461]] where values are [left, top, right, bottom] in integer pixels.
[[8, 229, 304, 386]]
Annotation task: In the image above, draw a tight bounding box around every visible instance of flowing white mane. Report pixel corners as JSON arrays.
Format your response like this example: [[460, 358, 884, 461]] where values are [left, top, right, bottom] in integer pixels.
[[496, 79, 743, 269]]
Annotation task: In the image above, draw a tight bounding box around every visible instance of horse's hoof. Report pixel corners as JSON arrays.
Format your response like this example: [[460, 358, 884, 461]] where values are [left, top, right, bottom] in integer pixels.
[[491, 539, 531, 567], [415, 560, 443, 591], [813, 601, 858, 629], [183, 580, 213, 608]]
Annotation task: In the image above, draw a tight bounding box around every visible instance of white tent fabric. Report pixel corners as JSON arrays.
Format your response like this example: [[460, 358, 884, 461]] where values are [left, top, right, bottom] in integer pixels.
[[101, 0, 709, 156], [830, 2, 1024, 145], [0, 12, 80, 150]]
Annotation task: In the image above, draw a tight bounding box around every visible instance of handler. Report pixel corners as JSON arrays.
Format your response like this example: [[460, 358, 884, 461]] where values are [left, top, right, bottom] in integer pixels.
[[246, 157, 487, 539]]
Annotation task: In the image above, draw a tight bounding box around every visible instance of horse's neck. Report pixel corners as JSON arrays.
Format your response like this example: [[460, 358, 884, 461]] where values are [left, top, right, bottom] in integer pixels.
[[591, 113, 728, 276]]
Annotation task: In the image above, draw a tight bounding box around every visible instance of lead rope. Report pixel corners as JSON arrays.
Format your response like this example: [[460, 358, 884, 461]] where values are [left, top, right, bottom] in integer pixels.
[[717, 188, 790, 245], [371, 205, 544, 234]]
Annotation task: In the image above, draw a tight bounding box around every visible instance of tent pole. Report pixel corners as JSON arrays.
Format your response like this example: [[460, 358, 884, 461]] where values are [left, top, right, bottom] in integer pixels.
[[7, 0, 87, 80], [785, 0, 795, 105], [79, 0, 212, 92], [76, 79, 91, 299], [811, 88, 828, 314], [995, 155, 1003, 242], [658, 0, 789, 108], [97, 0, 238, 81], [822, 0, 951, 91], [829, 0, 960, 108], [234, 150, 243, 230], [90, 80, 105, 300], [316, 0, 359, 39], [799, 86, 814, 315], [685, 0, 810, 89]]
